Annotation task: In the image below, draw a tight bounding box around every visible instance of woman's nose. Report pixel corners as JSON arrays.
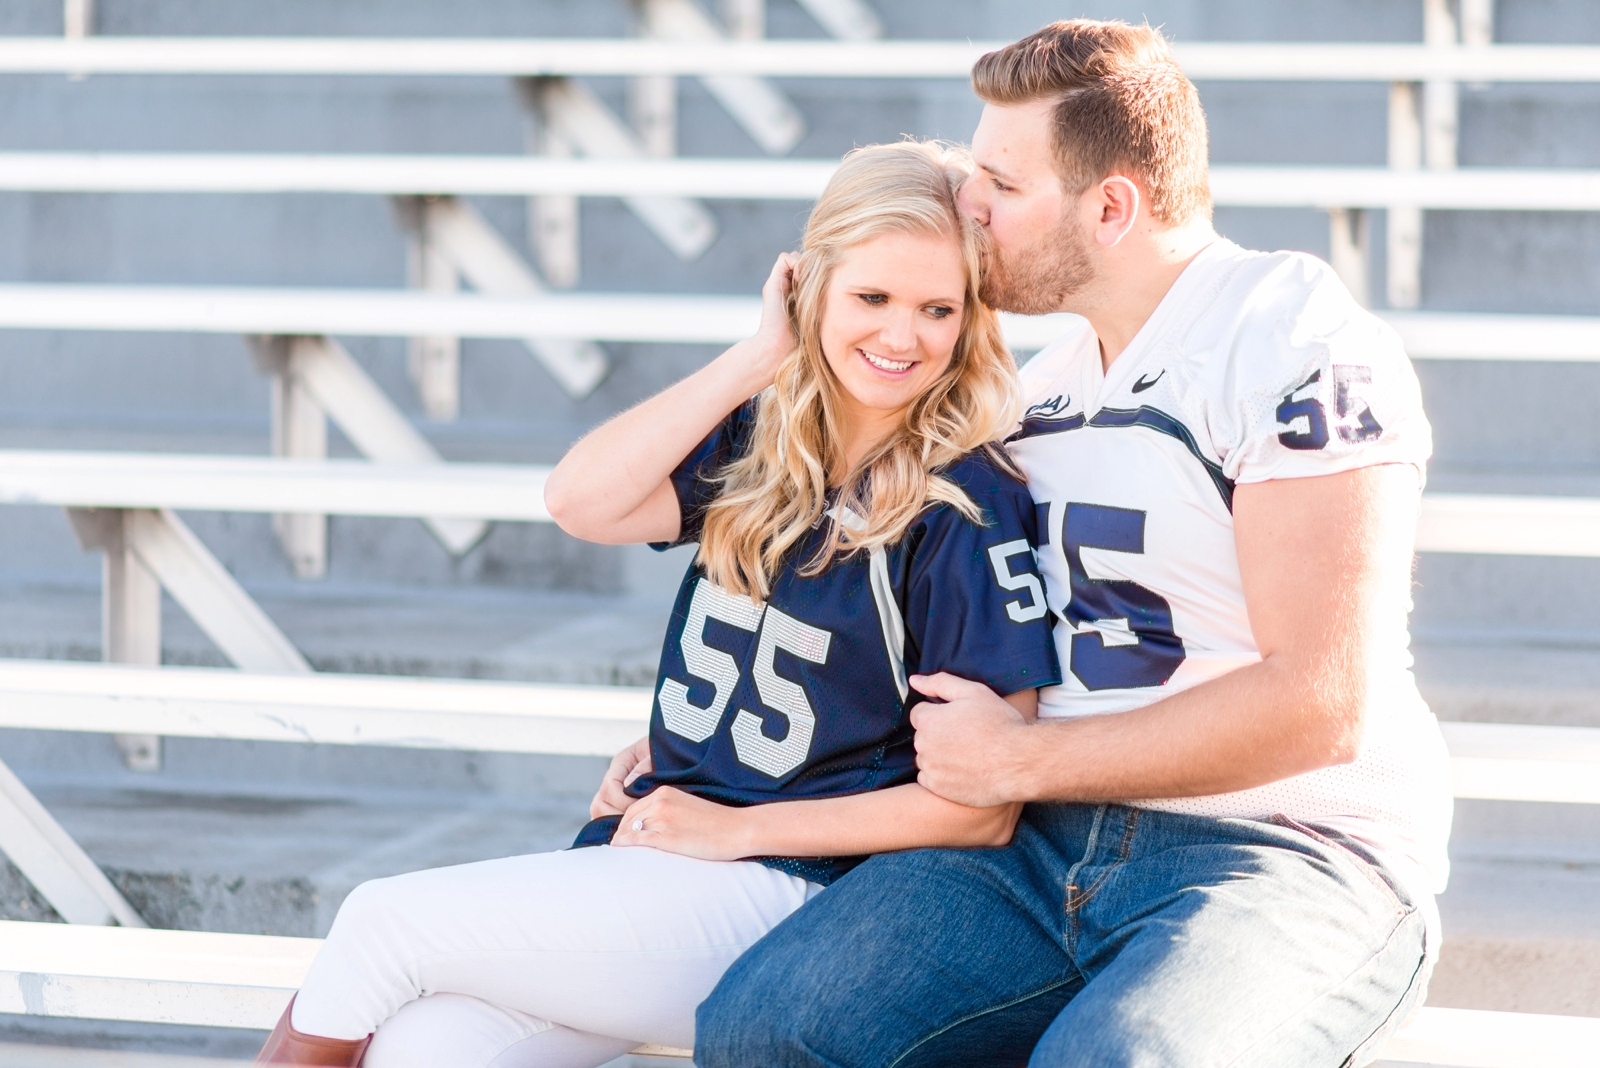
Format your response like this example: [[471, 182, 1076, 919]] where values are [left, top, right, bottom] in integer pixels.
[[877, 310, 917, 352]]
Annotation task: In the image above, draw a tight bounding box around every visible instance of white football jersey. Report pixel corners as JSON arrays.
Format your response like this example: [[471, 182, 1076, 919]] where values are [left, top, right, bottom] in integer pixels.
[[1008, 239, 1453, 898]]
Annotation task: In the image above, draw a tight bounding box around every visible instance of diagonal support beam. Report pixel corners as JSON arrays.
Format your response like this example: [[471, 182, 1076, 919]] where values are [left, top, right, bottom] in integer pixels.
[[69, 506, 311, 675], [522, 77, 718, 262], [249, 335, 490, 557], [0, 757, 145, 927], [639, 0, 805, 155], [793, 0, 884, 40], [405, 196, 609, 397], [718, 0, 765, 40]]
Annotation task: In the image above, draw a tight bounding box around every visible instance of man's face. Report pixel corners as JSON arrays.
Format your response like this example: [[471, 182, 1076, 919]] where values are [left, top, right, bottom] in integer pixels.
[[958, 99, 1096, 315]]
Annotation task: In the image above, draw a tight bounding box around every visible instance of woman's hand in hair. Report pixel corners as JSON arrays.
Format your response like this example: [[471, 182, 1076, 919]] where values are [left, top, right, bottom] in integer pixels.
[[743, 251, 800, 389], [589, 736, 653, 819], [610, 786, 753, 862]]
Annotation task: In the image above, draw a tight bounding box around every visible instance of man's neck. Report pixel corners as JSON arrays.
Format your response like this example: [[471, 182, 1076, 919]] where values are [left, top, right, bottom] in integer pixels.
[[1078, 222, 1218, 373]]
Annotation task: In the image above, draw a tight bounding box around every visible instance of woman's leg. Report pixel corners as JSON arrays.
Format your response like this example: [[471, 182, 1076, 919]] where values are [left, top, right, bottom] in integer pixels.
[[363, 993, 633, 1068], [290, 845, 819, 1050]]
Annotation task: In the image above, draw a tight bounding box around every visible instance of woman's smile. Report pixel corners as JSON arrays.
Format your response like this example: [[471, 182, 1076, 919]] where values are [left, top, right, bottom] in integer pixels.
[[858, 347, 918, 375]]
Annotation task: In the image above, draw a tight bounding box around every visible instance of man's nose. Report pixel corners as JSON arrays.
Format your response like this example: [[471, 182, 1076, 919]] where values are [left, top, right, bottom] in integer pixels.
[[956, 178, 988, 224]]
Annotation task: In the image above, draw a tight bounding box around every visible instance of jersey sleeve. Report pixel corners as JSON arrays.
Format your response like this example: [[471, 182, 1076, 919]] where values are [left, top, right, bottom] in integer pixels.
[[1214, 254, 1433, 486], [901, 455, 1062, 697], [653, 399, 759, 549]]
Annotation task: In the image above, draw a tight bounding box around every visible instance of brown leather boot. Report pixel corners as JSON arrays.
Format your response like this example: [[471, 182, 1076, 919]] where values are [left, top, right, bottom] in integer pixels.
[[254, 996, 372, 1066]]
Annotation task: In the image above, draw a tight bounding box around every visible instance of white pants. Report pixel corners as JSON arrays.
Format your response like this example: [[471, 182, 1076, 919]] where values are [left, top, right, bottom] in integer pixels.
[[290, 845, 822, 1068]]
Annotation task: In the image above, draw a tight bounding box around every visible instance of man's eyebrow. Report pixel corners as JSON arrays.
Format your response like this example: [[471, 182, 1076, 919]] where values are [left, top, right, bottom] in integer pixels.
[[976, 159, 1023, 185]]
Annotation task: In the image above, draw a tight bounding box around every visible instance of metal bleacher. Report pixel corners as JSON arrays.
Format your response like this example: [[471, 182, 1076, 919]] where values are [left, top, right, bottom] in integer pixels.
[[0, 0, 1597, 1064]]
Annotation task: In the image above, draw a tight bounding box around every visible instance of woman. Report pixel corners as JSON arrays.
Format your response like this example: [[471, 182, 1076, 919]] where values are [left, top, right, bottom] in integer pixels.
[[255, 140, 1060, 1068]]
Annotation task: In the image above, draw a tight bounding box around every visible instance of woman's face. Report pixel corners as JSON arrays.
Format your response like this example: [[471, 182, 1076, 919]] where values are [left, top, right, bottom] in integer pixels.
[[818, 230, 967, 431]]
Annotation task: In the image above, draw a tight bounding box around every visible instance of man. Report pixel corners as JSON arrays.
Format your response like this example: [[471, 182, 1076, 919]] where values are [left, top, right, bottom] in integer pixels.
[[696, 19, 1452, 1068]]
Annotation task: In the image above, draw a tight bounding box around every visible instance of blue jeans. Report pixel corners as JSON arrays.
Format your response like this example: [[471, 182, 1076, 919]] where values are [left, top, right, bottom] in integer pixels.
[[696, 804, 1431, 1068]]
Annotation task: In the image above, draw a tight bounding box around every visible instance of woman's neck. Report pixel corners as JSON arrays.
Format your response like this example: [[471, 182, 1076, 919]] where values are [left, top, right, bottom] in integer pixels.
[[832, 403, 904, 484]]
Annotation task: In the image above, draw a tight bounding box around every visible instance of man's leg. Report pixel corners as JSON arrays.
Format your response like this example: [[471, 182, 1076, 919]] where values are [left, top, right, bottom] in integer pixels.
[[695, 807, 1098, 1068], [1030, 809, 1431, 1068], [698, 805, 1431, 1068]]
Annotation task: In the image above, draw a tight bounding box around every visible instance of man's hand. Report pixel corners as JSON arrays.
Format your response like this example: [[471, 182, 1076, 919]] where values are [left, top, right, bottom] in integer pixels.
[[589, 736, 653, 819], [909, 674, 1034, 808], [609, 786, 754, 862]]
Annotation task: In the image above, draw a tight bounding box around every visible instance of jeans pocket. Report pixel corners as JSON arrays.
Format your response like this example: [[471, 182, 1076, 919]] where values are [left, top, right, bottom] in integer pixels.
[[1269, 814, 1407, 916]]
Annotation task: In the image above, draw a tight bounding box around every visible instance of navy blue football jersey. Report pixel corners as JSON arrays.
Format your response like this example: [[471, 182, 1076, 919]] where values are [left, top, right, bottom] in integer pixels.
[[574, 401, 1060, 883]]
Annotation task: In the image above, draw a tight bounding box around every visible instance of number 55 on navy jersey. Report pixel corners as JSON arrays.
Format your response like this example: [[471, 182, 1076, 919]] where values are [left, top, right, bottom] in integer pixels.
[[627, 401, 1062, 808]]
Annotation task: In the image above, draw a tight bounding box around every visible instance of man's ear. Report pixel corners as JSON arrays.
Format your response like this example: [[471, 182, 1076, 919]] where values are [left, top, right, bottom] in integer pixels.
[[1093, 175, 1142, 248]]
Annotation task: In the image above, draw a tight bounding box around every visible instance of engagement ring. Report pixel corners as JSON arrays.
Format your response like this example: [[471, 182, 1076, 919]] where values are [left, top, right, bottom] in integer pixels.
[[632, 819, 645, 831]]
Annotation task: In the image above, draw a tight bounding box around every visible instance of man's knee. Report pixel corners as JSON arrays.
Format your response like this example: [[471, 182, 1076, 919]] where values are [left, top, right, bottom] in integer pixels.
[[695, 933, 842, 1068]]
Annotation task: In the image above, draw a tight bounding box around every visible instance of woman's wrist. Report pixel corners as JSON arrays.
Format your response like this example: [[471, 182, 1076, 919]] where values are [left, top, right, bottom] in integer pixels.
[[723, 802, 765, 859], [706, 337, 784, 400]]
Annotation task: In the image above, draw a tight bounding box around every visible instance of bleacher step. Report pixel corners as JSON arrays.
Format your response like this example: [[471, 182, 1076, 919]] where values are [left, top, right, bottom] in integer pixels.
[[0, 776, 592, 937], [0, 1040, 246, 1067]]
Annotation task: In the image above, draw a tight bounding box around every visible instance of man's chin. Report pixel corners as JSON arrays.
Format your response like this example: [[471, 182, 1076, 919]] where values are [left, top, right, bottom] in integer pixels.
[[980, 285, 1066, 317]]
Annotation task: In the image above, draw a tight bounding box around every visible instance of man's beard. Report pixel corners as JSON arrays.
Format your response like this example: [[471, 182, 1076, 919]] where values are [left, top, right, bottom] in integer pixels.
[[978, 209, 1097, 316]]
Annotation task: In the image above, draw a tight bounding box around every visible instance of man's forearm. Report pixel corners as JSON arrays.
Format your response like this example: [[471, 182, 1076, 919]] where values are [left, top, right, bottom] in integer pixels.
[[910, 467, 1414, 809], [1003, 654, 1361, 803]]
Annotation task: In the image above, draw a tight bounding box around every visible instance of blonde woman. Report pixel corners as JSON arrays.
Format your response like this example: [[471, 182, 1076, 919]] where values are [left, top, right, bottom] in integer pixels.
[[254, 140, 1060, 1068]]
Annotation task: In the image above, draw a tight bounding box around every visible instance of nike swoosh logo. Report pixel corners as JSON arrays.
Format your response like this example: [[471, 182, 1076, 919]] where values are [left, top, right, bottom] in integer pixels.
[[1131, 371, 1164, 394]]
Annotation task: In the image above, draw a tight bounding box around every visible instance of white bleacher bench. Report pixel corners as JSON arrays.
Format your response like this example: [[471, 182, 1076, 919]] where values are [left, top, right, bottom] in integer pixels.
[[1, 661, 1595, 805], [6, 282, 1600, 358], [4, 37, 1600, 82], [2, 452, 1599, 560], [0, 659, 649, 759], [3, 154, 1599, 214], [0, 453, 552, 525], [1, 923, 1597, 1068]]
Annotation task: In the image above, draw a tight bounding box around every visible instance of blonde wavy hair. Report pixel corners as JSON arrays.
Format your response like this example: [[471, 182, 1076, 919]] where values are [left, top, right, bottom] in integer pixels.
[[699, 140, 1024, 601]]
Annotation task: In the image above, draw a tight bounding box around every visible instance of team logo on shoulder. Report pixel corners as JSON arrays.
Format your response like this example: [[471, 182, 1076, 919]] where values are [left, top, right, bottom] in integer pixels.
[[1131, 371, 1164, 394], [1025, 394, 1070, 417]]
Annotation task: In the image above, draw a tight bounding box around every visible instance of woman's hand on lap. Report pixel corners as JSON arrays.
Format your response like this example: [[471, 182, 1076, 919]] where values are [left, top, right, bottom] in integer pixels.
[[590, 736, 653, 819], [611, 786, 753, 862]]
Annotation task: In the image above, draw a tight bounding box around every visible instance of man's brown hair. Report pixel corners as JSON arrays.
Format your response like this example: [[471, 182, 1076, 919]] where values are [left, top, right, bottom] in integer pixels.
[[972, 19, 1211, 225]]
